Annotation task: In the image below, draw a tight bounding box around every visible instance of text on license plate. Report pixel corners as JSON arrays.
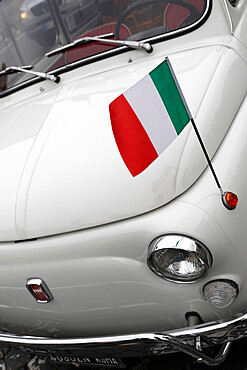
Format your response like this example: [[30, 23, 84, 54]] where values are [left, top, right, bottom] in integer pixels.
[[50, 355, 125, 368]]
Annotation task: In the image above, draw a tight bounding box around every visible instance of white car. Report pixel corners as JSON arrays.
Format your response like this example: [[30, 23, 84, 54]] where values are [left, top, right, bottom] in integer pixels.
[[0, 0, 246, 367]]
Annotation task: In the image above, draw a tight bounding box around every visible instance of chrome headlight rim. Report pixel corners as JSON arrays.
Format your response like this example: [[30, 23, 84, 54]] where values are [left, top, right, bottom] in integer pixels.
[[147, 234, 213, 284]]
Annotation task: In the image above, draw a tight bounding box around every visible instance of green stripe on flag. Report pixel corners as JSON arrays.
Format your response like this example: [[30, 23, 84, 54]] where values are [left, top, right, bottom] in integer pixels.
[[149, 61, 190, 135]]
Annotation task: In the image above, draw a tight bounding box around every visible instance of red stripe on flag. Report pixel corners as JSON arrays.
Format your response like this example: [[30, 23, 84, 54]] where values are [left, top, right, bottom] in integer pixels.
[[109, 94, 158, 176]]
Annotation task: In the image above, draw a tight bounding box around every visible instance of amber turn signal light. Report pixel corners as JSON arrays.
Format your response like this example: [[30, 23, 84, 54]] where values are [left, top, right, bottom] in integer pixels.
[[222, 192, 238, 210]]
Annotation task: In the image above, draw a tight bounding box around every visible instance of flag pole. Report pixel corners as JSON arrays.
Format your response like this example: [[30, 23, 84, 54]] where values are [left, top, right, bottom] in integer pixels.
[[190, 118, 224, 196], [165, 57, 224, 196], [187, 118, 239, 210], [166, 57, 239, 210]]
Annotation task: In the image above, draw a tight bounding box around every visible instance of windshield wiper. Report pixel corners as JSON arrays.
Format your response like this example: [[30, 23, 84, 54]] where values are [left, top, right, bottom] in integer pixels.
[[0, 65, 60, 83], [46, 32, 153, 58]]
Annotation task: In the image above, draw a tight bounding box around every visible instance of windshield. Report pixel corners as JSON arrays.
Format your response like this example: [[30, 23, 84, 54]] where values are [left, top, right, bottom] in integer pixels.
[[0, 0, 209, 92]]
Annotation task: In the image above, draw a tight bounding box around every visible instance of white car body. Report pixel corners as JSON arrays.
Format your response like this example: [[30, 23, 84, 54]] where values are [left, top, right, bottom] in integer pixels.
[[0, 0, 247, 366]]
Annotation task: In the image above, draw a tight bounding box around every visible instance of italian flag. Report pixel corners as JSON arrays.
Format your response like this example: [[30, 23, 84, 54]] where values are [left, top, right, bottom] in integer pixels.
[[109, 58, 192, 177]]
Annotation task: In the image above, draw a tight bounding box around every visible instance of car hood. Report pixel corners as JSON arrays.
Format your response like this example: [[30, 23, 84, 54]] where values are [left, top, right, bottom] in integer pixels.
[[0, 44, 246, 241]]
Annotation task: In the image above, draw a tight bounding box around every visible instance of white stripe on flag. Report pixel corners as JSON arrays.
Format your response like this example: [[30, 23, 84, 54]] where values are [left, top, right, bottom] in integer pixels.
[[124, 74, 177, 155]]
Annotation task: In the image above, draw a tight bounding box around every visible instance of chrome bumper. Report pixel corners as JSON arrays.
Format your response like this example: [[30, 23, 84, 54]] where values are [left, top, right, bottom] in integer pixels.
[[0, 310, 247, 366]]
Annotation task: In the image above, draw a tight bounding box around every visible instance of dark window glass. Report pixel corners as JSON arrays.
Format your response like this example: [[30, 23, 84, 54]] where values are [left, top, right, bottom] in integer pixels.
[[0, 0, 209, 91]]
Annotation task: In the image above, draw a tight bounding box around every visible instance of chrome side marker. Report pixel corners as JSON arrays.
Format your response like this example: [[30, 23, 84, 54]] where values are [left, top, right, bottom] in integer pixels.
[[26, 278, 53, 303]]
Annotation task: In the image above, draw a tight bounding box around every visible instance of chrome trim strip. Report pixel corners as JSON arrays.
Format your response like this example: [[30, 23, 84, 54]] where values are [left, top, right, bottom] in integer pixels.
[[223, 0, 234, 34], [0, 308, 246, 366], [0, 0, 212, 98]]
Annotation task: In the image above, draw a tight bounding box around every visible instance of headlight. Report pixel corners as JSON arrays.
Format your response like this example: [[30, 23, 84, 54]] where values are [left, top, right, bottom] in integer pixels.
[[20, 10, 31, 21], [147, 235, 212, 283]]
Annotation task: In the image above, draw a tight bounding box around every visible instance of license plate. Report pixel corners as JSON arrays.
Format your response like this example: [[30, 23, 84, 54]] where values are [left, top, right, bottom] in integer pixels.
[[50, 355, 125, 368]]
